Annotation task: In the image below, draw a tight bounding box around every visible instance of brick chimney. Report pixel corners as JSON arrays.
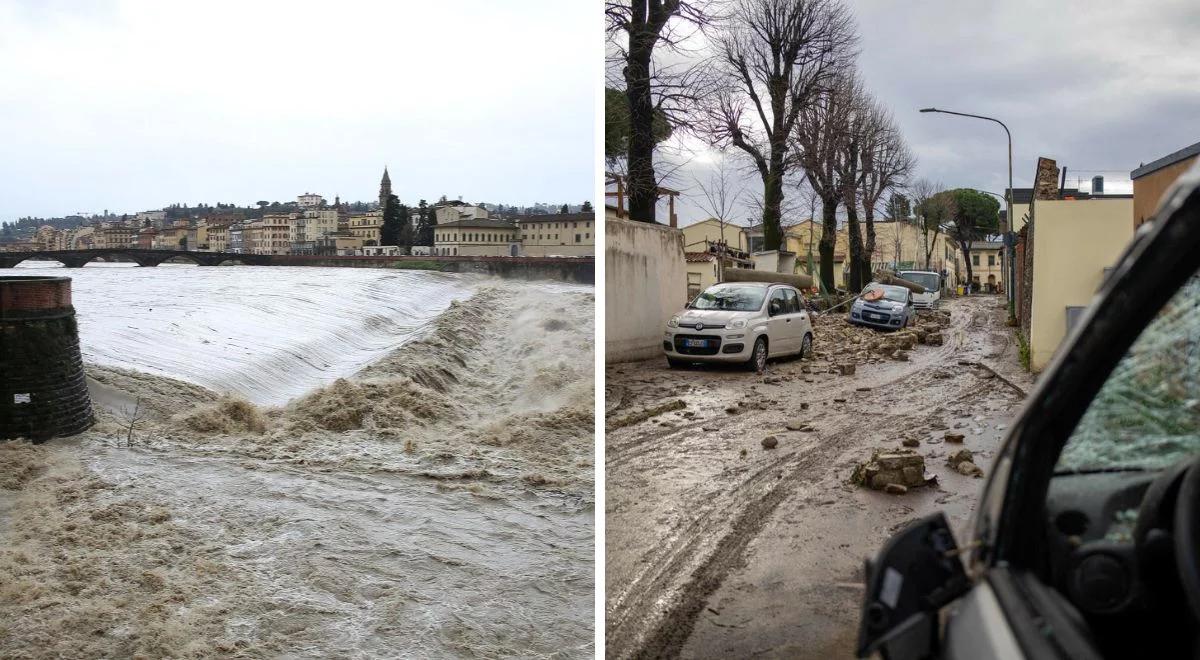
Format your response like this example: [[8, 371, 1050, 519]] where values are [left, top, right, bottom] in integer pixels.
[[1033, 157, 1060, 201]]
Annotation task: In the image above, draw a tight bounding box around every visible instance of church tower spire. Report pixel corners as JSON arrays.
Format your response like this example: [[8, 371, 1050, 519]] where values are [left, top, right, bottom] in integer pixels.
[[379, 167, 392, 209]]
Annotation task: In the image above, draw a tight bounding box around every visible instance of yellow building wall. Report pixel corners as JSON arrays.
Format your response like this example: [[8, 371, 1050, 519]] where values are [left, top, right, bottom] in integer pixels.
[[1029, 198, 1134, 371], [1133, 157, 1198, 229], [680, 218, 749, 253]]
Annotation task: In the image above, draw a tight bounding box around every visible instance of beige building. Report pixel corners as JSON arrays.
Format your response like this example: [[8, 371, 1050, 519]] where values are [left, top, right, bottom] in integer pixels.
[[205, 223, 230, 252], [348, 211, 383, 246], [515, 212, 594, 256], [1131, 141, 1200, 229], [95, 224, 135, 250], [33, 225, 67, 251], [435, 204, 489, 225], [680, 218, 752, 255], [434, 218, 519, 257], [253, 214, 292, 255], [966, 241, 1004, 292]]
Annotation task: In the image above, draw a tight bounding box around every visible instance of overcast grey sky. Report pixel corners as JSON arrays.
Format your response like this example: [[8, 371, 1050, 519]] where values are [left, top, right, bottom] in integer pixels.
[[664, 0, 1200, 226], [0, 0, 593, 220]]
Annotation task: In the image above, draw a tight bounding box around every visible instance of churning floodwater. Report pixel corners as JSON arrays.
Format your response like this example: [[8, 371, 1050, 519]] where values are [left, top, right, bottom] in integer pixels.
[[14, 261, 471, 405], [1, 261, 595, 659]]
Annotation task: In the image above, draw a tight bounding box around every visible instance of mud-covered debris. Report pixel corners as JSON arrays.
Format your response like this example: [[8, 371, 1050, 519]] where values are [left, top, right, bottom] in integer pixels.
[[725, 406, 740, 415], [761, 436, 779, 449], [893, 350, 910, 362], [856, 386, 871, 392], [926, 332, 944, 346], [702, 426, 719, 432], [956, 461, 984, 477], [786, 421, 814, 432], [946, 448, 982, 476], [833, 398, 847, 403], [608, 399, 686, 430], [850, 448, 930, 491], [884, 483, 908, 495], [800, 402, 810, 410], [944, 432, 965, 443], [835, 363, 857, 376], [901, 438, 920, 447]]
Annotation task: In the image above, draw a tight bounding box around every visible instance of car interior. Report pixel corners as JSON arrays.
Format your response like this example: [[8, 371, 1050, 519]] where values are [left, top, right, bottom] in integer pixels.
[[995, 180, 1200, 658]]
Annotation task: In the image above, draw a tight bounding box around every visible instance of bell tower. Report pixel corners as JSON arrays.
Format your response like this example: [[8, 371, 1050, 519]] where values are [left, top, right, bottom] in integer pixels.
[[379, 167, 392, 210]]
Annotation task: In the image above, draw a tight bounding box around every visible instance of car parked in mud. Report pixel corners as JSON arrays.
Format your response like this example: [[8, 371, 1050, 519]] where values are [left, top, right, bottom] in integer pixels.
[[849, 283, 916, 330], [663, 281, 813, 371], [858, 166, 1200, 659]]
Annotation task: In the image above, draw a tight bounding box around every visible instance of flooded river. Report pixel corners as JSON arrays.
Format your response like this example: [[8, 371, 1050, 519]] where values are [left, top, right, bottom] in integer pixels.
[[0, 262, 595, 658]]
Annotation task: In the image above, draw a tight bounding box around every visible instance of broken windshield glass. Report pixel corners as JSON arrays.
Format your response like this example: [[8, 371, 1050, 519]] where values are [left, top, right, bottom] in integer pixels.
[[690, 284, 767, 312], [1058, 274, 1200, 472]]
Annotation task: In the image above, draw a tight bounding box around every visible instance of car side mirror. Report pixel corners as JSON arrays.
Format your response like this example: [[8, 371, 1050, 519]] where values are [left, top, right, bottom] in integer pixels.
[[857, 512, 970, 660]]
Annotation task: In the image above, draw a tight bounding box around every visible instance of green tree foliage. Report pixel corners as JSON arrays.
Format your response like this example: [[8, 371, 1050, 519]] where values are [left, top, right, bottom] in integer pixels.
[[581, 200, 593, 213], [604, 87, 671, 163], [415, 199, 435, 246], [560, 204, 570, 214], [397, 204, 413, 247], [947, 188, 1000, 286], [381, 194, 402, 246]]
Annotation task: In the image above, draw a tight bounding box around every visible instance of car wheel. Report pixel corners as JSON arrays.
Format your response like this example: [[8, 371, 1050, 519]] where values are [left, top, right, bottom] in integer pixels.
[[667, 357, 686, 369], [799, 333, 813, 359], [746, 337, 768, 372]]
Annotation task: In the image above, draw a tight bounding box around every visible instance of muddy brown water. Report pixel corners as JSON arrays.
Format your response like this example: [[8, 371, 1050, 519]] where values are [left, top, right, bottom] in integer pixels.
[[0, 279, 595, 659], [605, 295, 1029, 659]]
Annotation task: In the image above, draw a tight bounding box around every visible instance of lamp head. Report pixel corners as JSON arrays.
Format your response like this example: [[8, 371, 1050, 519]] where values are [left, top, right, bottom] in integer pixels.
[[919, 107, 937, 113]]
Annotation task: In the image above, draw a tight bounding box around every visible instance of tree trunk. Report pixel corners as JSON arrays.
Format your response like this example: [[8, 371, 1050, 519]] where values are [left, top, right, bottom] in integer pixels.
[[861, 205, 876, 287], [760, 133, 787, 251], [818, 198, 838, 293], [846, 204, 864, 292], [960, 239, 973, 292], [624, 20, 657, 223]]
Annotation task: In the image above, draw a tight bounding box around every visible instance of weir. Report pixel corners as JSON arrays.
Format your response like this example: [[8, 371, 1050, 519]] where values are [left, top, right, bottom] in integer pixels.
[[0, 250, 594, 283]]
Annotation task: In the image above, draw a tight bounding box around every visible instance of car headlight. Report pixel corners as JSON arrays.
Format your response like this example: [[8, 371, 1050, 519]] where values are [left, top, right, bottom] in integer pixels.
[[893, 304, 904, 312], [727, 319, 747, 329], [667, 316, 680, 328]]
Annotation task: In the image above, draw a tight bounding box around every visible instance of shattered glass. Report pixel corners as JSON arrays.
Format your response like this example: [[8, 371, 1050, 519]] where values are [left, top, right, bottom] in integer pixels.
[[1058, 275, 1200, 472]]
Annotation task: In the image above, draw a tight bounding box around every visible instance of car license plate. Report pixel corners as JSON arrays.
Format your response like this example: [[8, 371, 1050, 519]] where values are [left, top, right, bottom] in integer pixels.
[[684, 339, 708, 348]]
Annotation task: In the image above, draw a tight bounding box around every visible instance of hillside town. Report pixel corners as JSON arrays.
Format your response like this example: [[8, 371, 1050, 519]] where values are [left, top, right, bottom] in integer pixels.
[[0, 168, 595, 259]]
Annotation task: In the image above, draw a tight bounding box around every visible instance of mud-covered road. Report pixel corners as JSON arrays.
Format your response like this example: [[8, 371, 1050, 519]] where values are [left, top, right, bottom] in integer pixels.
[[604, 295, 1034, 659]]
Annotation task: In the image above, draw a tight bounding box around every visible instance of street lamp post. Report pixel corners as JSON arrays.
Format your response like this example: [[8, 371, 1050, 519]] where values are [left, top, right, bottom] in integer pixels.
[[920, 108, 1014, 314]]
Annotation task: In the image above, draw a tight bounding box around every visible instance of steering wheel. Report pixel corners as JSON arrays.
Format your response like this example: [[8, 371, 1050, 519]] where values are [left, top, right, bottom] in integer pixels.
[[1175, 457, 1200, 622]]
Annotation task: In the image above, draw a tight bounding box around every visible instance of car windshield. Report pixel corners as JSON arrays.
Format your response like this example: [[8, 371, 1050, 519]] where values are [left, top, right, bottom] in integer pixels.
[[860, 284, 907, 303], [690, 284, 766, 311], [1058, 274, 1200, 472], [898, 272, 939, 292]]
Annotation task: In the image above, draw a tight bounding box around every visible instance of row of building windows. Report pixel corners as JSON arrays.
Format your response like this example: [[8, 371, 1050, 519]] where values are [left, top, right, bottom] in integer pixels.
[[518, 221, 591, 230], [972, 253, 997, 267], [521, 233, 590, 242], [435, 232, 516, 243]]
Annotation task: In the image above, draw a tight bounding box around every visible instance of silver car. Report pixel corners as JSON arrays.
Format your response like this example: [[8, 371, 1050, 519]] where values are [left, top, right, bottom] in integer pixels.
[[849, 283, 916, 330], [663, 281, 814, 371]]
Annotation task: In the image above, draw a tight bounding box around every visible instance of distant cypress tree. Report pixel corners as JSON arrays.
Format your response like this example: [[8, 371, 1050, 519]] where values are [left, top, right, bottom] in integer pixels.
[[559, 203, 569, 214], [397, 204, 413, 247], [381, 194, 402, 246], [581, 201, 593, 213], [415, 199, 435, 246]]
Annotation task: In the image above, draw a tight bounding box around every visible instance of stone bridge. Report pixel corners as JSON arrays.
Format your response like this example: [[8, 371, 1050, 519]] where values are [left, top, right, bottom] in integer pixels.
[[0, 249, 271, 268]]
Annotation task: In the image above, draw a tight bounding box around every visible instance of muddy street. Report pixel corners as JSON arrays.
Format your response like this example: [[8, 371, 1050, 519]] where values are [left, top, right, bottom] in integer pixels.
[[604, 295, 1034, 659]]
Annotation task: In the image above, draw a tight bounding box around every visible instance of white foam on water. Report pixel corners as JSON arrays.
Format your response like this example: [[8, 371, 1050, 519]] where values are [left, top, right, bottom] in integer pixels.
[[15, 260, 472, 405]]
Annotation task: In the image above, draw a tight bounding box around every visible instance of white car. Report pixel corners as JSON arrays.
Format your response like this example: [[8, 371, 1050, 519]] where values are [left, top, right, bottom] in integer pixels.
[[663, 281, 813, 371], [897, 270, 942, 309]]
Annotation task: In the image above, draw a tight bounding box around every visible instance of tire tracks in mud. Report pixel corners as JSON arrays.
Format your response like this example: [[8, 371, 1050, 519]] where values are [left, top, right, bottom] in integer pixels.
[[606, 297, 1019, 659]]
